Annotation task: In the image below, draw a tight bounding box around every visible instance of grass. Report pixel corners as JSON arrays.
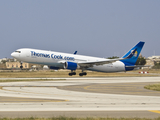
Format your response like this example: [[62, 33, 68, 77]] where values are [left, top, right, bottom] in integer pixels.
[[144, 83, 160, 91], [0, 69, 158, 78], [0, 79, 65, 83], [0, 117, 160, 120]]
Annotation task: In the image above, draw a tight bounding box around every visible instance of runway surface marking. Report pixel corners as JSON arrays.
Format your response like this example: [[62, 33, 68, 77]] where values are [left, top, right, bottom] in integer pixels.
[[0, 96, 65, 102], [0, 77, 160, 118], [0, 87, 68, 102], [1, 86, 87, 99], [149, 110, 160, 114], [58, 82, 160, 96]]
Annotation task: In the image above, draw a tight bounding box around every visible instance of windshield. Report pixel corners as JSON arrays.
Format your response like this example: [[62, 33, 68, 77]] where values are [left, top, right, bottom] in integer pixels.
[[15, 51, 21, 53]]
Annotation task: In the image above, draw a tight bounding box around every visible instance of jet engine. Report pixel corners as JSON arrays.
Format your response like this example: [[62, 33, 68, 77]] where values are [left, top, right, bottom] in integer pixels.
[[64, 62, 79, 70]]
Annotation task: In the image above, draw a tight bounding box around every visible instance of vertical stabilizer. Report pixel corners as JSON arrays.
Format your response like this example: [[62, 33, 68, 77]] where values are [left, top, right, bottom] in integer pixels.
[[121, 41, 145, 66]]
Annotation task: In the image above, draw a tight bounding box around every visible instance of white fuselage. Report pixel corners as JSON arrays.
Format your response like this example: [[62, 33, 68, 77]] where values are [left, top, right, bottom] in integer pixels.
[[11, 48, 126, 72]]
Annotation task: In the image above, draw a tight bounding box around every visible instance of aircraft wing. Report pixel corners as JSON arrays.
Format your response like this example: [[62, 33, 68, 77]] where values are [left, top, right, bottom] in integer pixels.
[[78, 58, 126, 68], [78, 46, 139, 68]]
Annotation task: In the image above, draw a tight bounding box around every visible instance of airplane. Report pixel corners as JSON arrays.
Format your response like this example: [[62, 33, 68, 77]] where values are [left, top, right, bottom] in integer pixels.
[[11, 41, 145, 76]]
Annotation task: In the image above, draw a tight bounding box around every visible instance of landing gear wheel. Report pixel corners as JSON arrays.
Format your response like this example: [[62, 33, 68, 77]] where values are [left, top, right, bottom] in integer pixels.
[[69, 73, 73, 76], [72, 72, 76, 75], [79, 73, 83, 76], [79, 72, 87, 76], [20, 62, 23, 69], [20, 65, 23, 69], [69, 72, 76, 76], [83, 72, 87, 75]]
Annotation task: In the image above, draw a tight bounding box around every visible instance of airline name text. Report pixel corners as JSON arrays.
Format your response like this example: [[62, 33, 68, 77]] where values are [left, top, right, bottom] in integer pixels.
[[31, 51, 75, 61]]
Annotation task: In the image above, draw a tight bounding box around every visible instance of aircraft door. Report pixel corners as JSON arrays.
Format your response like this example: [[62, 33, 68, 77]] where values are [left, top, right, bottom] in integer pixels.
[[26, 51, 30, 57]]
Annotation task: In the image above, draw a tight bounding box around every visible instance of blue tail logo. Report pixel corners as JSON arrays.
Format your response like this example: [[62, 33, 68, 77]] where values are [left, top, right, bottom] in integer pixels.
[[133, 50, 138, 57], [121, 41, 145, 66], [126, 48, 138, 59]]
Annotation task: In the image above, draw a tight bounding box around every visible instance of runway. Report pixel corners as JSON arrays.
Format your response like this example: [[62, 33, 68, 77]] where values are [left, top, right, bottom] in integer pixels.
[[0, 77, 160, 118]]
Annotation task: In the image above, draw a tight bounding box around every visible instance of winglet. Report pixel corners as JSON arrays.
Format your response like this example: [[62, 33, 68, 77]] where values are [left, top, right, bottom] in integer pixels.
[[74, 51, 77, 55]]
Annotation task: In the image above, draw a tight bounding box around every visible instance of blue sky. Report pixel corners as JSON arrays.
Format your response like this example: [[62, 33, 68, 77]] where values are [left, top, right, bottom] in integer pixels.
[[0, 0, 160, 58]]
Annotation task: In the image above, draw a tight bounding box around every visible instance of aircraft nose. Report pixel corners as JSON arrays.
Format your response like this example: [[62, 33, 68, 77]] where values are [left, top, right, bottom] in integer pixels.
[[11, 52, 14, 57], [11, 52, 17, 58]]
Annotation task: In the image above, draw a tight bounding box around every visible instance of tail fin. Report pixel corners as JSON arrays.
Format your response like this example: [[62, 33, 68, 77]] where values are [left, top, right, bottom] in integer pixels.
[[121, 41, 145, 66]]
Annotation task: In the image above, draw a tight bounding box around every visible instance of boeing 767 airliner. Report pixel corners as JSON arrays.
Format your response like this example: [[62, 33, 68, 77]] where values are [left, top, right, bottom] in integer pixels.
[[11, 41, 145, 76]]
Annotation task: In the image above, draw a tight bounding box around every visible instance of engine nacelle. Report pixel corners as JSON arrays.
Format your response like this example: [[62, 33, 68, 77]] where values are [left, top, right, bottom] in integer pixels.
[[64, 62, 79, 70]]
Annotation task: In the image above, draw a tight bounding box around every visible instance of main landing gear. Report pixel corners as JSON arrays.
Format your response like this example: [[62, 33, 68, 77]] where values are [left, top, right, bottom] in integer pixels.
[[69, 71, 76, 76], [79, 70, 87, 76], [68, 70, 87, 76], [79, 72, 87, 76], [20, 62, 23, 69]]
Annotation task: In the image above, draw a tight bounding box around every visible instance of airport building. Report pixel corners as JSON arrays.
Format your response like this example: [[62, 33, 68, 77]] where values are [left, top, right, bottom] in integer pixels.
[[5, 61, 43, 70], [146, 55, 160, 67], [0, 64, 6, 69], [5, 58, 42, 70], [6, 61, 31, 69], [148, 56, 160, 60]]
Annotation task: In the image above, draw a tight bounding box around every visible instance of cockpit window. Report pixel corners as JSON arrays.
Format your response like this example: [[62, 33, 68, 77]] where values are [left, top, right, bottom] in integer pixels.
[[15, 51, 21, 53]]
